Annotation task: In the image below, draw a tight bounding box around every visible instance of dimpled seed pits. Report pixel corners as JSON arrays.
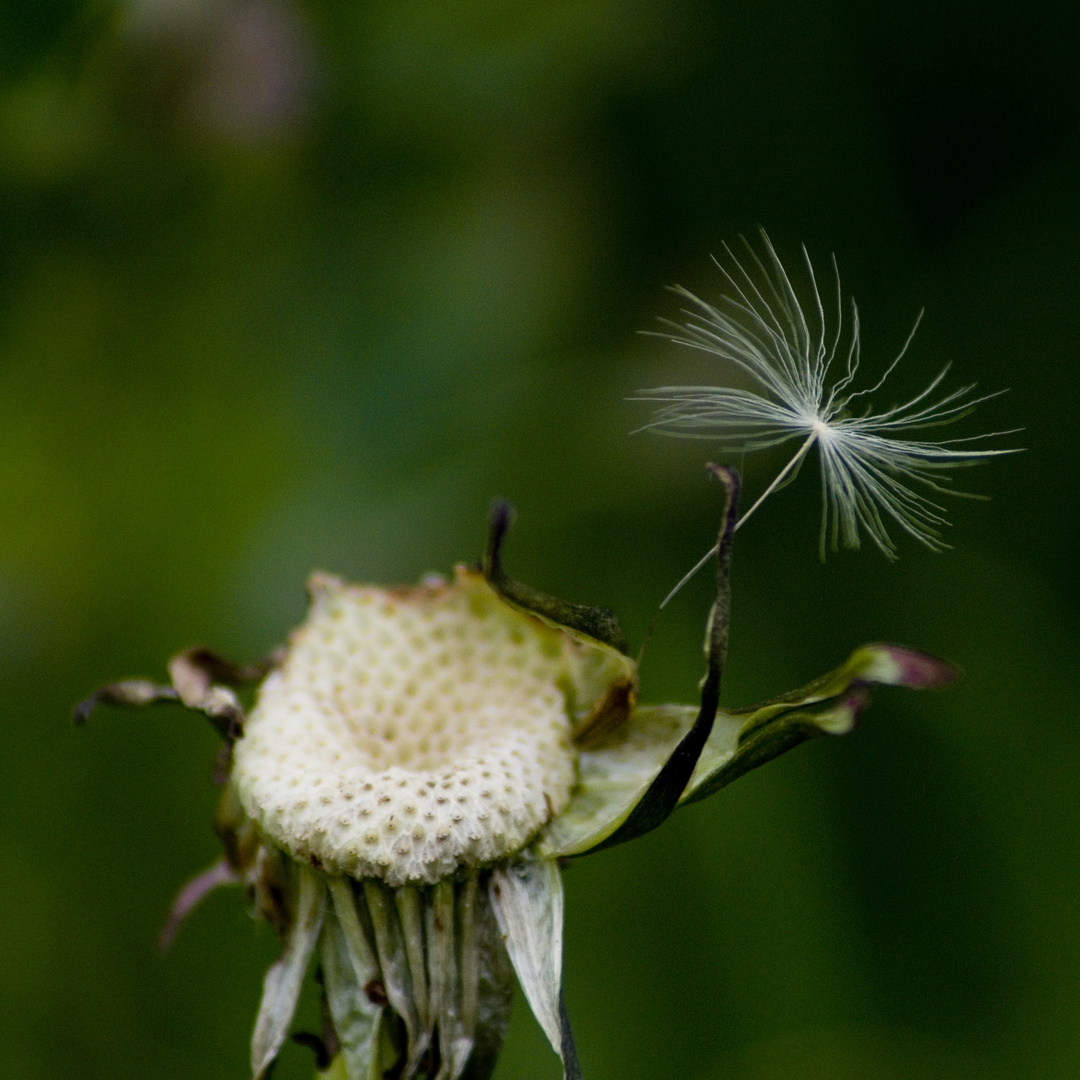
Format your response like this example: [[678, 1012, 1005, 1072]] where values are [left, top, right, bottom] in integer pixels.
[[233, 568, 588, 886]]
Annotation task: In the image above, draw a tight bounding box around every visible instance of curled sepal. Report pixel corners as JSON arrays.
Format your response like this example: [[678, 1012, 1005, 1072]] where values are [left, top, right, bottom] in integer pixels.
[[572, 464, 739, 854], [681, 644, 958, 806], [158, 857, 238, 951], [320, 905, 384, 1080], [537, 704, 699, 857], [537, 643, 956, 857], [484, 501, 630, 656], [72, 643, 282, 745], [489, 860, 582, 1080], [251, 866, 327, 1080]]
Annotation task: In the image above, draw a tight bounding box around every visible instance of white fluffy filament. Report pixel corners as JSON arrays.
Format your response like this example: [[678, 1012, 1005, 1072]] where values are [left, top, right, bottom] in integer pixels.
[[638, 231, 1020, 606]]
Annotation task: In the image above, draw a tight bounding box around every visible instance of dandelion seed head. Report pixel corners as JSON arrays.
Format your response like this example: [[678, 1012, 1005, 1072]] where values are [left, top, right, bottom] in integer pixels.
[[637, 230, 1021, 561], [232, 568, 599, 886]]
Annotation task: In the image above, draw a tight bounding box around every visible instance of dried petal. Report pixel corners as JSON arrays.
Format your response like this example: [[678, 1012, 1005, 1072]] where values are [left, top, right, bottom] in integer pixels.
[[320, 904, 384, 1080], [251, 866, 326, 1079], [489, 860, 579, 1078]]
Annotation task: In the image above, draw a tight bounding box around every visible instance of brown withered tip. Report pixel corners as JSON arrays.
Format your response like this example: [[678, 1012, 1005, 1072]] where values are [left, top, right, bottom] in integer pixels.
[[73, 681, 180, 725], [879, 645, 961, 689]]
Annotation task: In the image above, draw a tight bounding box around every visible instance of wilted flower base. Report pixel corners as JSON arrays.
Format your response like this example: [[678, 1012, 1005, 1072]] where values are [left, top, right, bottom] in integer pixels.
[[237, 852, 516, 1080], [212, 769, 567, 1080], [77, 473, 956, 1080]]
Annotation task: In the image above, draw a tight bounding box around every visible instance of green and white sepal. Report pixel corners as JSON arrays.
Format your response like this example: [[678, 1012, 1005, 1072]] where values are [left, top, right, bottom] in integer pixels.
[[323, 878, 385, 1080], [252, 867, 327, 1080], [537, 642, 957, 859], [489, 859, 581, 1080]]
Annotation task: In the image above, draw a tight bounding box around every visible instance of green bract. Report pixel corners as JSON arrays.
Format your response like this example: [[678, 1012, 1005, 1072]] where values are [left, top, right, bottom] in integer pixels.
[[76, 466, 956, 1080]]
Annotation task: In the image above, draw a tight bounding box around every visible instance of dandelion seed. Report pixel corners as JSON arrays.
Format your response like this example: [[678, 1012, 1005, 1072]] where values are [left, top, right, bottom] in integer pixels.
[[636, 230, 1021, 605]]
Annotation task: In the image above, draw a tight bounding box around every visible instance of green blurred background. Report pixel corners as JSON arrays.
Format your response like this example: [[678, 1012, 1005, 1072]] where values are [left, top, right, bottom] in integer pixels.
[[1, 0, 1077, 1077]]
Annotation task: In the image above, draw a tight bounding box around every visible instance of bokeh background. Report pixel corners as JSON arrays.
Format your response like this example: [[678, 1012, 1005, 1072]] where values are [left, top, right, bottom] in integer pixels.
[[1, 1, 1078, 1077]]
